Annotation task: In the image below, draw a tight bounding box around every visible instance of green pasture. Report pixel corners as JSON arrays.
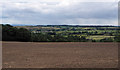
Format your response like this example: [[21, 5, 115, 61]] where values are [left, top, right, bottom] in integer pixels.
[[87, 35, 115, 40]]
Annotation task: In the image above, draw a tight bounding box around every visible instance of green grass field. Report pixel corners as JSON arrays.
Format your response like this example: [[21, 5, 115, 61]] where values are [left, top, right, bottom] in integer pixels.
[[87, 35, 115, 40]]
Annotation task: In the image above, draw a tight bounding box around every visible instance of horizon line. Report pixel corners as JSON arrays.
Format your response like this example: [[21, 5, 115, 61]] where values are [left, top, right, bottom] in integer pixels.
[[1, 24, 120, 26]]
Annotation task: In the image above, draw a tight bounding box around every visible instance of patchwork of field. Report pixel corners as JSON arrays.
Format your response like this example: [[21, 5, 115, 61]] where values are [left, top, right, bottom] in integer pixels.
[[2, 42, 118, 68]]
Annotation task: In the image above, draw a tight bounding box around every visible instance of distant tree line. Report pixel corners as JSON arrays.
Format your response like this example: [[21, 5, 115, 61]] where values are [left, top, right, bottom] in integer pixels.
[[2, 24, 120, 42]]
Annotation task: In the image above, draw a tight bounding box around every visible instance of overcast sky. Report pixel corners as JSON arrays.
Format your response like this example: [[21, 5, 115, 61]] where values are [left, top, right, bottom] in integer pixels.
[[0, 1, 118, 25]]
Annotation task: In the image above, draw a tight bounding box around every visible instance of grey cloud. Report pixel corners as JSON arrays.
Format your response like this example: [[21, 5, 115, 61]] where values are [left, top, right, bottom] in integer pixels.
[[1, 2, 118, 25]]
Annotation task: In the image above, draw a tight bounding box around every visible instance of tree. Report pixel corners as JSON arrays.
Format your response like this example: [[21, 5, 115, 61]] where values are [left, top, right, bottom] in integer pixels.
[[100, 38, 113, 42], [16, 28, 31, 42], [2, 24, 18, 41], [114, 36, 120, 42], [2, 24, 31, 42]]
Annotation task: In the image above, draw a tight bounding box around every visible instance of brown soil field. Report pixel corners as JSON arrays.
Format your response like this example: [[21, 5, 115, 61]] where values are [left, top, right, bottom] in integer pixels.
[[2, 42, 119, 68]]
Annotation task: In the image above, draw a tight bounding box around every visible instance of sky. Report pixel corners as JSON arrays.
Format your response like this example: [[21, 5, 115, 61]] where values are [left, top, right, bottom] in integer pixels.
[[0, 0, 119, 25]]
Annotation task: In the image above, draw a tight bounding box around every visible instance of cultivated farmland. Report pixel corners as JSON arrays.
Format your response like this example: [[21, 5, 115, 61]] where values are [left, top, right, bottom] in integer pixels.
[[2, 42, 118, 68]]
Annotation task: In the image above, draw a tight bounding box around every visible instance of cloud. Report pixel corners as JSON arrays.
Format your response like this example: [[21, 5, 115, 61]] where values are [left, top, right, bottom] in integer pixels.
[[0, 0, 119, 2], [1, 1, 118, 25]]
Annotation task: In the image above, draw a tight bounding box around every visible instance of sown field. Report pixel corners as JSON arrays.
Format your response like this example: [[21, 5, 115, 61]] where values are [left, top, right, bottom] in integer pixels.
[[2, 42, 118, 68]]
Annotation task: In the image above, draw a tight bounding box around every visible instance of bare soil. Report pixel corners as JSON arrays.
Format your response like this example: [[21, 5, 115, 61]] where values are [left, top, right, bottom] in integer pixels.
[[2, 42, 119, 68]]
